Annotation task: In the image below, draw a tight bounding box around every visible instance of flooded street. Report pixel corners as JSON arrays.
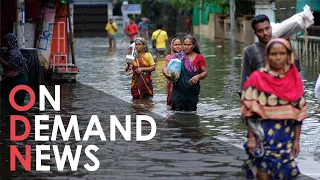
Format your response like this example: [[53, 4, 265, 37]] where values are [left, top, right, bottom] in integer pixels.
[[75, 36, 320, 179], [0, 36, 319, 179]]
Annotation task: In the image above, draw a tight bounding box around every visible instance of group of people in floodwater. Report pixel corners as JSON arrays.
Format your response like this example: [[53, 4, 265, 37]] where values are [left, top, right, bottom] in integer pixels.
[[0, 13, 310, 180], [125, 14, 308, 180], [126, 34, 208, 112]]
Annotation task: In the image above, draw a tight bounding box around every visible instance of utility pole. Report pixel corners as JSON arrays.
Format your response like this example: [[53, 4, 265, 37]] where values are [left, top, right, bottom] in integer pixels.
[[67, 0, 75, 65], [16, 0, 25, 48], [229, 0, 236, 92], [229, 0, 235, 47]]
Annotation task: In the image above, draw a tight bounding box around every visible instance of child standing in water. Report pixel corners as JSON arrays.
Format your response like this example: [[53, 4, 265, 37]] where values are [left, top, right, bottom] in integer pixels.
[[162, 38, 183, 109]]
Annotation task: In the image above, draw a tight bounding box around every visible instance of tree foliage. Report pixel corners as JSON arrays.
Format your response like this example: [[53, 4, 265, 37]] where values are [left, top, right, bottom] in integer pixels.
[[168, 0, 255, 15], [168, 0, 216, 10]]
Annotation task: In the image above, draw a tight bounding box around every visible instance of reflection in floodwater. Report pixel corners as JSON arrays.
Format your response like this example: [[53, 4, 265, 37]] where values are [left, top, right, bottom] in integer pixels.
[[167, 113, 206, 140], [107, 47, 117, 56], [131, 98, 155, 114]]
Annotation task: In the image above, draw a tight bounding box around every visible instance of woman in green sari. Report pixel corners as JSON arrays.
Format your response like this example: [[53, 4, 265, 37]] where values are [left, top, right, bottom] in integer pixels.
[[170, 35, 208, 111]]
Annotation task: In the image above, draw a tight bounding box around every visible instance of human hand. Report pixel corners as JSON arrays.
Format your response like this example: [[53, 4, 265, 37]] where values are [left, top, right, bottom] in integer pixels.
[[166, 73, 176, 82], [247, 137, 258, 153], [291, 140, 300, 157], [135, 68, 142, 74], [189, 75, 200, 85]]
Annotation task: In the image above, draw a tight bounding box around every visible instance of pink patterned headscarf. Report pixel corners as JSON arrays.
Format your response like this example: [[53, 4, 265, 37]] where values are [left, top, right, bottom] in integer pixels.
[[166, 38, 181, 63]]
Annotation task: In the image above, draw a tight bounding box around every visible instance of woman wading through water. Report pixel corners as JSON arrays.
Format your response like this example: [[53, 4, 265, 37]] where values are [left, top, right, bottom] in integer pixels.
[[166, 35, 208, 112], [162, 38, 183, 109], [130, 37, 155, 99], [241, 38, 307, 180]]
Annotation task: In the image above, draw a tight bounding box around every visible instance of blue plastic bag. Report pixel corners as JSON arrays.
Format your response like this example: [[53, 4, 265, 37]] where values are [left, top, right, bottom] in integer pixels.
[[167, 58, 182, 79]]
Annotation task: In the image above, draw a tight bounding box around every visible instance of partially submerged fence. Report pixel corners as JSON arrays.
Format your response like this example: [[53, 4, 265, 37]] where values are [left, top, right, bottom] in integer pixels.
[[293, 36, 320, 70]]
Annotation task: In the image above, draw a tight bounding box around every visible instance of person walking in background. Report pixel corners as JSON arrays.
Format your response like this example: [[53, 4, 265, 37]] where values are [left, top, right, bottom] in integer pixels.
[[126, 18, 139, 44], [130, 37, 155, 99], [162, 38, 183, 109], [185, 16, 192, 34], [152, 24, 168, 59], [240, 14, 301, 91], [138, 18, 149, 39], [171, 35, 208, 111], [0, 33, 28, 106], [105, 18, 118, 48], [241, 38, 307, 180]]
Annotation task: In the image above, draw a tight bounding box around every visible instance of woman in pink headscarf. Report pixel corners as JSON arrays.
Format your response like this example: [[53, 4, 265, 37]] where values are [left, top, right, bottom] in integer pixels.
[[241, 38, 307, 179], [162, 38, 182, 109]]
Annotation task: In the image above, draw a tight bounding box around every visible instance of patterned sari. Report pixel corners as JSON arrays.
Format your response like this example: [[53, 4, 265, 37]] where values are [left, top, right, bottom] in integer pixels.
[[172, 52, 199, 111], [131, 54, 153, 99], [165, 55, 174, 107], [241, 39, 307, 179], [166, 38, 180, 108]]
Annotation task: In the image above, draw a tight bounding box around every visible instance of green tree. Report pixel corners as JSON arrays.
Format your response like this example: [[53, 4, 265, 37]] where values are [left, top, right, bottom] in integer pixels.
[[168, 0, 216, 10], [168, 0, 255, 15]]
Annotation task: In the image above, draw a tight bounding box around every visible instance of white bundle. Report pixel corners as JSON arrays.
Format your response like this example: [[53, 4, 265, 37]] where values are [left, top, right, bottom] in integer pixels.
[[125, 42, 136, 61], [271, 5, 314, 39], [315, 74, 320, 98]]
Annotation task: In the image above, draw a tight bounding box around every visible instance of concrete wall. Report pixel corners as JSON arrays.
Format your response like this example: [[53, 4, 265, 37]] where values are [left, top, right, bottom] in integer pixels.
[[193, 25, 200, 35], [214, 14, 225, 39], [200, 24, 210, 39], [208, 14, 216, 40], [193, 13, 254, 45], [224, 18, 254, 44]]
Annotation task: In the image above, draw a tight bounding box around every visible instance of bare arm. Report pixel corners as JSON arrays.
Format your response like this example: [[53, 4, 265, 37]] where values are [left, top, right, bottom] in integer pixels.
[[189, 66, 207, 85], [294, 125, 301, 142], [291, 124, 301, 157], [247, 123, 258, 153], [162, 61, 170, 77], [126, 71, 133, 76], [140, 65, 155, 72], [197, 66, 208, 80]]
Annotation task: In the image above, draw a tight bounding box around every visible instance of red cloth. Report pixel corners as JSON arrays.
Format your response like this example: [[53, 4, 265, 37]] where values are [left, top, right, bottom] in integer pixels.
[[185, 18, 192, 27], [244, 65, 304, 102], [192, 54, 206, 72], [243, 38, 304, 102], [127, 24, 139, 39]]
